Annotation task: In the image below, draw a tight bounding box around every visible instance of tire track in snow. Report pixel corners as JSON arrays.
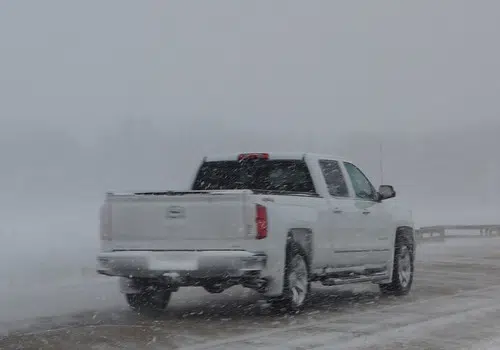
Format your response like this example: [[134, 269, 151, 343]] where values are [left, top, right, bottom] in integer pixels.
[[179, 284, 500, 350]]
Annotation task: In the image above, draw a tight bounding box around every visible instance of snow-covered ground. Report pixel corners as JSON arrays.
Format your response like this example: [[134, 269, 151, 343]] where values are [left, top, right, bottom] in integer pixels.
[[2, 237, 500, 349], [0, 202, 109, 324], [1, 201, 500, 350], [474, 337, 500, 350]]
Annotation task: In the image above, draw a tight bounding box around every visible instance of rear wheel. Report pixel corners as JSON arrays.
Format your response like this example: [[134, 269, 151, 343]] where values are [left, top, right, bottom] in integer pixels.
[[125, 288, 171, 316], [271, 245, 310, 312], [379, 235, 414, 296], [203, 284, 225, 294]]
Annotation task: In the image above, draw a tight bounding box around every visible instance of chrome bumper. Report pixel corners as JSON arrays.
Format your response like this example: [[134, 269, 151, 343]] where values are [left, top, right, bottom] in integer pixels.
[[97, 250, 267, 279]]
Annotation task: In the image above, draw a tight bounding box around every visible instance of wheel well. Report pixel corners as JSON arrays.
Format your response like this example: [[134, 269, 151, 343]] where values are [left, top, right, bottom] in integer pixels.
[[396, 226, 415, 251], [286, 228, 313, 267]]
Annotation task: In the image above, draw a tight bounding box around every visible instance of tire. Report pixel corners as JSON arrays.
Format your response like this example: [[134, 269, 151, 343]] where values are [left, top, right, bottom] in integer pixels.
[[203, 284, 225, 294], [125, 288, 171, 316], [271, 244, 311, 312], [379, 235, 414, 296]]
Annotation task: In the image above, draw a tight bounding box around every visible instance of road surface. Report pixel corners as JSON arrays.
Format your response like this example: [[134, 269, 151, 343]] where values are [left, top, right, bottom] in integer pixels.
[[2, 238, 500, 349]]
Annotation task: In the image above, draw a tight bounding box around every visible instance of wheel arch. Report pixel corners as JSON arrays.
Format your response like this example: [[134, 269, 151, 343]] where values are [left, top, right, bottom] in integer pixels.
[[396, 225, 416, 253], [286, 228, 313, 268]]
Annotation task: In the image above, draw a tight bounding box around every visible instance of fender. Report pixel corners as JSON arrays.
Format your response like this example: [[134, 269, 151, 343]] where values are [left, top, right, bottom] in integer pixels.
[[263, 227, 314, 298], [261, 201, 317, 297]]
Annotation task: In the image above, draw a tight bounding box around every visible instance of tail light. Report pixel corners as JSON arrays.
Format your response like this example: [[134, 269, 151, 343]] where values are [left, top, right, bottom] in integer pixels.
[[255, 204, 268, 240], [99, 203, 112, 241]]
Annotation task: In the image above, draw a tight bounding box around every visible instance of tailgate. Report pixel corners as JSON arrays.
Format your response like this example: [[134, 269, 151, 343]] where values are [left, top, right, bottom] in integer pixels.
[[104, 190, 254, 250]]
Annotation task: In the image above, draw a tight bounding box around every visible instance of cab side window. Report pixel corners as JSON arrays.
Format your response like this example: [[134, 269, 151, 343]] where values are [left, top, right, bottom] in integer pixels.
[[343, 162, 377, 201], [319, 160, 349, 197]]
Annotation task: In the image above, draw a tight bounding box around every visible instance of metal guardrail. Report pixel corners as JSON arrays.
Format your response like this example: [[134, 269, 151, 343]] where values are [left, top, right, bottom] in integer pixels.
[[415, 225, 500, 242]]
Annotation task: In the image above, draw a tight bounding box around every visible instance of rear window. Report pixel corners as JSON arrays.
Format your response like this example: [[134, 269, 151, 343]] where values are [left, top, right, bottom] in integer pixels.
[[192, 160, 317, 194]]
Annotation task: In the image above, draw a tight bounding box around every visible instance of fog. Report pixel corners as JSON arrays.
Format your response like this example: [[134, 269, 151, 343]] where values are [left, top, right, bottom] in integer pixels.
[[1, 1, 500, 289]]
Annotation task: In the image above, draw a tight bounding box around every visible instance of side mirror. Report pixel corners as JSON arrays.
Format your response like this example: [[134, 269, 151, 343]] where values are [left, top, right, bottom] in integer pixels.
[[378, 185, 396, 201]]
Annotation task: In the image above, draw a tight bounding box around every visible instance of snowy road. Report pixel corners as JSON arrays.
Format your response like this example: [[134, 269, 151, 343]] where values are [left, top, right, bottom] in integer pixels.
[[2, 238, 500, 349]]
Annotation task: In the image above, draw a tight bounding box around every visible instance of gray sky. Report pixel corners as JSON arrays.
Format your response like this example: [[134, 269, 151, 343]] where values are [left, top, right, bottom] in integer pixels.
[[0, 1, 500, 225], [1, 1, 499, 133]]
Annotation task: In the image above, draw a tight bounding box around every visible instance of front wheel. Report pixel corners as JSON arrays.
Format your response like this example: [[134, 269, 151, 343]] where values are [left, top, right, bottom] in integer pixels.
[[125, 288, 171, 316], [379, 236, 414, 296]]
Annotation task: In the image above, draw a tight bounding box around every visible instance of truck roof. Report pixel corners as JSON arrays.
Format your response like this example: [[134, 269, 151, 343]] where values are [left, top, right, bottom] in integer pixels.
[[204, 152, 351, 163]]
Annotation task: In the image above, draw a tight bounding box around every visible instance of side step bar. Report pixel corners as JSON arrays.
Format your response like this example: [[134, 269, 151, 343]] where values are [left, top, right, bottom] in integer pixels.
[[321, 272, 388, 286]]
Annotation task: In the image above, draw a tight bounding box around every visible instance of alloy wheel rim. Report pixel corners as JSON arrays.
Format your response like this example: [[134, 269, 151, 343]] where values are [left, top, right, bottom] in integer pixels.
[[288, 255, 308, 307], [398, 246, 412, 288]]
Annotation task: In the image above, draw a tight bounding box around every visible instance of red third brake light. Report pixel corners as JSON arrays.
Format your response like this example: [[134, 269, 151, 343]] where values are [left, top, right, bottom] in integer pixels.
[[238, 153, 270, 161], [255, 204, 268, 240]]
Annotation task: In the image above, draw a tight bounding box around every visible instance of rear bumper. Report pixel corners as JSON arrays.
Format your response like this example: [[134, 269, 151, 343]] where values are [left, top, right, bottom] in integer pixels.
[[96, 250, 267, 280]]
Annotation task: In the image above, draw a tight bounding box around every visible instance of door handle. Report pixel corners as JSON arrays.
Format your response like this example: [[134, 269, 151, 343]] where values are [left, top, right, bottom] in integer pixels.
[[362, 210, 371, 215], [333, 209, 343, 214]]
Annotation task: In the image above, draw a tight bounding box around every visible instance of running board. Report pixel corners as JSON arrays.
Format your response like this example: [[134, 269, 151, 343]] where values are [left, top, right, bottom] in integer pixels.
[[313, 264, 388, 276], [321, 272, 389, 286]]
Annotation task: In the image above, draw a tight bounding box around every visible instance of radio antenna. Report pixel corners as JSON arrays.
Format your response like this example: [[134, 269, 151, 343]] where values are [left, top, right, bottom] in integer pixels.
[[379, 142, 384, 184]]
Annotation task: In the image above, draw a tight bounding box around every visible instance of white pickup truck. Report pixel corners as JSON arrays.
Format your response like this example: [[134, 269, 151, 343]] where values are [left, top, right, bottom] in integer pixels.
[[97, 152, 415, 313]]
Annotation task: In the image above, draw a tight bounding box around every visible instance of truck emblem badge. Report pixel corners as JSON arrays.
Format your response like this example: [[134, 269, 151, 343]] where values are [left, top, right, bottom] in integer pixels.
[[166, 206, 186, 219]]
